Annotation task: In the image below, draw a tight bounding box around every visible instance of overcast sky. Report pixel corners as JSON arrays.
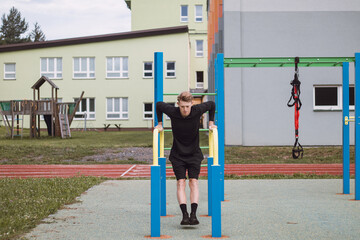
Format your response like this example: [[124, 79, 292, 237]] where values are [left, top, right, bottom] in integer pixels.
[[0, 0, 131, 40]]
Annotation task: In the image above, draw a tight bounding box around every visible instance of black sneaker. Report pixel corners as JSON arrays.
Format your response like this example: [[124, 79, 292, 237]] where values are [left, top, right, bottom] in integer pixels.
[[181, 213, 190, 225], [189, 213, 199, 225]]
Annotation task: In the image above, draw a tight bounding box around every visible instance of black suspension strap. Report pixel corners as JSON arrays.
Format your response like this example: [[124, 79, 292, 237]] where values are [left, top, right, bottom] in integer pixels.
[[287, 57, 303, 159]]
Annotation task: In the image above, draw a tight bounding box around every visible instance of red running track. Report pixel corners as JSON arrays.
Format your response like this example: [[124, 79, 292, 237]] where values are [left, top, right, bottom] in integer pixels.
[[0, 164, 355, 178]]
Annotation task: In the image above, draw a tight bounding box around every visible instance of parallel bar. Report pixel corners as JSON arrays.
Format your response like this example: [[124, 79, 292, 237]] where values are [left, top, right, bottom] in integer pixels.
[[166, 164, 207, 169], [224, 57, 355, 68], [342, 62, 350, 194], [163, 128, 209, 132], [164, 146, 209, 150], [163, 93, 217, 96], [355, 53, 360, 200]]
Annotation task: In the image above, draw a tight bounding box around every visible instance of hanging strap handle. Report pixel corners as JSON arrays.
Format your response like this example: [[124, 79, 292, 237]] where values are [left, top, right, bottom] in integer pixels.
[[288, 57, 303, 159]]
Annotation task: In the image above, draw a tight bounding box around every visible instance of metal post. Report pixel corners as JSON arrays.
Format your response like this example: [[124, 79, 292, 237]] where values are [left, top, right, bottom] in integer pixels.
[[154, 52, 166, 216], [154, 52, 164, 126], [216, 53, 225, 201], [159, 157, 166, 216], [207, 157, 213, 216], [151, 165, 161, 237], [211, 164, 222, 237], [355, 53, 360, 200], [342, 62, 350, 194]]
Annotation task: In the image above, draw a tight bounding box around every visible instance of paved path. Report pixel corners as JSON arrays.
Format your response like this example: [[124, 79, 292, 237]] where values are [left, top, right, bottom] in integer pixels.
[[0, 164, 355, 178], [24, 179, 360, 240]]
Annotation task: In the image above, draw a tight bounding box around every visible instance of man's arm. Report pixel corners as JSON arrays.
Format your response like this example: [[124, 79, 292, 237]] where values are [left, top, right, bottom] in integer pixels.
[[197, 101, 216, 129], [155, 102, 174, 130]]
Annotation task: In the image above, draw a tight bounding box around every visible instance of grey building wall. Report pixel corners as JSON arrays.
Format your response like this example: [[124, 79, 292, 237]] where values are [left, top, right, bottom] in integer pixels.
[[223, 0, 360, 146]]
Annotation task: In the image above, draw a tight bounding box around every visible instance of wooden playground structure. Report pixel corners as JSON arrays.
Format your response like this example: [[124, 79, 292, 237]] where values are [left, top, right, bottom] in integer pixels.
[[0, 76, 84, 139]]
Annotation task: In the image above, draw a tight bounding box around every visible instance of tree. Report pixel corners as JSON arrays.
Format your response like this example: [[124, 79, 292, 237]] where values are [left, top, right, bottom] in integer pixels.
[[30, 22, 46, 42], [0, 7, 30, 44]]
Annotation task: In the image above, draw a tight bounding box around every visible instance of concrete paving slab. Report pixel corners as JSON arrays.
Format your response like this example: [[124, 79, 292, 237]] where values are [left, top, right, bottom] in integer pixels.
[[24, 179, 360, 240]]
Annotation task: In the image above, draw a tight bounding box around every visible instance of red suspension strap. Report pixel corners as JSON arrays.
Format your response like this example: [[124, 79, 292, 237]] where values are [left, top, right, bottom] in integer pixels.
[[287, 57, 303, 159]]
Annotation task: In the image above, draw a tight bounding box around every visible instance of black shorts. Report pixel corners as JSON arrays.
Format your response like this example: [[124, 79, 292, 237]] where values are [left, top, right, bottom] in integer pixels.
[[171, 159, 201, 180]]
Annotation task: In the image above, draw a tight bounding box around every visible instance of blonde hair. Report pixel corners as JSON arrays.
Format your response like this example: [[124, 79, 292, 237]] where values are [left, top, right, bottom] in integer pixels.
[[177, 91, 193, 102]]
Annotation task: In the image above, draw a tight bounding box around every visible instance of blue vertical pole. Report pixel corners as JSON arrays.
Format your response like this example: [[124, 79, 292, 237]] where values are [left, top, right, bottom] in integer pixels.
[[211, 164, 222, 237], [216, 53, 225, 201], [207, 157, 213, 216], [355, 53, 360, 200], [159, 157, 167, 216], [154, 52, 164, 126], [342, 62, 350, 194], [151, 165, 161, 237], [154, 52, 166, 212]]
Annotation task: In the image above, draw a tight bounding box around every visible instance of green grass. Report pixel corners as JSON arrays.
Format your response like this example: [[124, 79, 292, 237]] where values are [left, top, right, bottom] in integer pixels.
[[0, 176, 104, 240]]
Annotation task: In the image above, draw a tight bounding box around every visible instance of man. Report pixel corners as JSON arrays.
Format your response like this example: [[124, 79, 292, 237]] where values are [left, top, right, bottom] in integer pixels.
[[155, 91, 216, 226]]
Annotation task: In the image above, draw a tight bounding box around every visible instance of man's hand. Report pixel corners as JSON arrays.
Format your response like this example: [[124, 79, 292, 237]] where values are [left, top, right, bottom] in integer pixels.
[[209, 121, 217, 130], [154, 122, 163, 131]]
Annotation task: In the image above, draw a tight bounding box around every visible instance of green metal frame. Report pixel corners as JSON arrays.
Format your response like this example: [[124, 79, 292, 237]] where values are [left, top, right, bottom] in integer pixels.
[[224, 57, 355, 68]]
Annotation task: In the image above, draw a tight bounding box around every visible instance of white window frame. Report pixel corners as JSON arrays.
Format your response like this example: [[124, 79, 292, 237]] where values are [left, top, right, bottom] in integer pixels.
[[73, 57, 95, 79], [143, 102, 153, 120], [180, 5, 188, 22], [196, 71, 204, 89], [313, 85, 342, 111], [195, 5, 203, 22], [40, 58, 62, 79], [196, 40, 204, 57], [106, 97, 128, 120], [143, 62, 153, 78], [4, 63, 16, 80], [74, 98, 96, 120], [166, 61, 176, 78], [106, 57, 128, 79]]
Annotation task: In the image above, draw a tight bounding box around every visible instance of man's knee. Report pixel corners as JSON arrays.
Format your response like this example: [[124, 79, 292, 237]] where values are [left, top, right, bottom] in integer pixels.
[[177, 179, 186, 189], [189, 178, 198, 188]]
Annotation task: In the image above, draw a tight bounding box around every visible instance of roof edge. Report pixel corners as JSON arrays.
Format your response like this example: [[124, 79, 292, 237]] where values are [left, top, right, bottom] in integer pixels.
[[0, 26, 189, 53]]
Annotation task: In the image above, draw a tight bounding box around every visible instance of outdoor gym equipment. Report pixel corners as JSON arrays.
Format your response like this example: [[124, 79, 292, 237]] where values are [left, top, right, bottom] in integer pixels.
[[216, 53, 360, 200], [287, 57, 303, 159], [149, 52, 225, 238]]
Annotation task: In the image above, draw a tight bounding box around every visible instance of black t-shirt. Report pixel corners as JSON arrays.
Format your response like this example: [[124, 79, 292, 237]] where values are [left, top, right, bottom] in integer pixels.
[[156, 101, 215, 163]]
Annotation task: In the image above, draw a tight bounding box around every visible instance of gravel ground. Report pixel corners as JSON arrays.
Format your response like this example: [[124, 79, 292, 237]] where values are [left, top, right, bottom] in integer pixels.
[[81, 147, 171, 163], [81, 147, 209, 163]]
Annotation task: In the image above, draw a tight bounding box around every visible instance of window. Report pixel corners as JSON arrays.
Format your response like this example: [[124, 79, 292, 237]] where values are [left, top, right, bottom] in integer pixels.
[[180, 5, 188, 22], [166, 61, 176, 78], [74, 98, 95, 119], [143, 103, 153, 119], [143, 62, 153, 78], [196, 71, 204, 89], [196, 40, 204, 57], [41, 58, 62, 79], [106, 57, 128, 78], [350, 86, 354, 110], [73, 57, 95, 79], [4, 63, 16, 79], [195, 5, 203, 22], [107, 97, 128, 119], [313, 86, 341, 110]]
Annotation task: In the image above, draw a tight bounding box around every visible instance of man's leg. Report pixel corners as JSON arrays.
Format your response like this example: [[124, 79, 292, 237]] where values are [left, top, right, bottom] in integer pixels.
[[171, 159, 190, 225], [188, 162, 201, 225], [177, 179, 187, 204]]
